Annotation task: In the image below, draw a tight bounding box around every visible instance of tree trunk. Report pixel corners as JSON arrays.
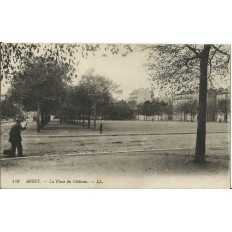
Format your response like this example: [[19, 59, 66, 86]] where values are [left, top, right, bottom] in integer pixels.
[[225, 112, 228, 122], [82, 117, 85, 127], [36, 104, 41, 133], [88, 115, 91, 128], [41, 110, 45, 128], [195, 45, 211, 162], [93, 103, 97, 131]]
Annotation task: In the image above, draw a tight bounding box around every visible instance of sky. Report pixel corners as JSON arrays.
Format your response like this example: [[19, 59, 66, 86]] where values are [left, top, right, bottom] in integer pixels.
[[73, 48, 152, 100], [1, 44, 230, 100], [1, 44, 152, 100]]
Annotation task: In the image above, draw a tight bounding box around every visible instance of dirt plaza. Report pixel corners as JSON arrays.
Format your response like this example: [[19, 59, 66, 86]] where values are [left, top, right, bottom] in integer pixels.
[[1, 119, 230, 188]]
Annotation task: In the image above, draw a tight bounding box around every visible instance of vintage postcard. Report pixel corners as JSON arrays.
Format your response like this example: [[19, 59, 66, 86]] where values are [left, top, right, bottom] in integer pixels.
[[0, 43, 230, 188]]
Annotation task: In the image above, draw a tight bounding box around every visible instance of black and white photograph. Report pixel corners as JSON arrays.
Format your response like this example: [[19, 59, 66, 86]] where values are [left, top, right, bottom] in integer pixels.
[[0, 43, 230, 188], [1, 1, 232, 232]]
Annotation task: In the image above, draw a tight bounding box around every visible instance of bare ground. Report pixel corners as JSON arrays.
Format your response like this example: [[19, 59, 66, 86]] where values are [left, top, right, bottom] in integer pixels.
[[1, 120, 230, 188], [1, 148, 230, 188]]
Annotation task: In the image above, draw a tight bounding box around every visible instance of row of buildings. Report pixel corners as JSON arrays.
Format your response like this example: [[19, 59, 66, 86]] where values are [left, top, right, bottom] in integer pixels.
[[128, 87, 230, 122]]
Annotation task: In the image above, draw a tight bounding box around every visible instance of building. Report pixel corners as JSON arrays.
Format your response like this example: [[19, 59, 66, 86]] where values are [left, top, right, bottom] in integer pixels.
[[128, 86, 230, 123], [128, 88, 153, 107], [215, 87, 230, 122], [172, 87, 230, 122], [172, 90, 198, 121]]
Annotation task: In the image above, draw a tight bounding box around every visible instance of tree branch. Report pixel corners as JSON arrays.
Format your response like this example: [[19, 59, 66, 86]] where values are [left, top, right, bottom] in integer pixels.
[[212, 45, 230, 56], [208, 49, 217, 79], [185, 45, 200, 57], [183, 56, 199, 69]]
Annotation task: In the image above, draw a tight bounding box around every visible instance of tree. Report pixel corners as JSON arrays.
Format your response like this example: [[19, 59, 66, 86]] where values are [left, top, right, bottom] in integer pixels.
[[1, 43, 133, 83], [0, 96, 18, 119], [217, 98, 230, 122], [140, 101, 153, 120], [177, 100, 198, 122], [176, 102, 188, 121], [163, 102, 173, 120], [102, 100, 134, 120], [0, 43, 78, 82], [143, 44, 230, 162], [1, 43, 133, 126], [74, 70, 121, 129], [68, 85, 93, 127], [136, 100, 168, 121], [0, 43, 133, 119], [206, 90, 217, 122], [8, 56, 71, 132], [189, 99, 198, 122], [53, 86, 80, 124], [150, 100, 165, 120]]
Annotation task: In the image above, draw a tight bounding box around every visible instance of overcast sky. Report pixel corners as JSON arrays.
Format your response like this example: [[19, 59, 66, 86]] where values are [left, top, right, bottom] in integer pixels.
[[1, 44, 152, 100], [1, 44, 230, 99], [74, 48, 151, 100]]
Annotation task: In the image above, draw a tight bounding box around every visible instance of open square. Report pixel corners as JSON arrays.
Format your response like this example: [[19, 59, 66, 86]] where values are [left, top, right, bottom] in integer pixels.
[[1, 43, 230, 188], [1, 119, 230, 188]]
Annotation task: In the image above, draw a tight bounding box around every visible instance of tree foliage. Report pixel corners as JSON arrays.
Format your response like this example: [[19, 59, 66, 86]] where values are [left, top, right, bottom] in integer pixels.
[[137, 101, 153, 117], [142, 44, 230, 162], [143, 44, 230, 94], [77, 69, 121, 113], [8, 56, 71, 112], [55, 70, 122, 127], [0, 96, 18, 119], [217, 98, 230, 122], [175, 100, 198, 121], [217, 98, 230, 113], [102, 100, 134, 120], [1, 43, 76, 82], [137, 100, 172, 120], [1, 43, 133, 83]]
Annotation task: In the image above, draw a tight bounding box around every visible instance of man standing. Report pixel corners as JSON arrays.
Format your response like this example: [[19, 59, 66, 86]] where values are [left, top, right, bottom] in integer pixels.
[[99, 120, 104, 133], [9, 117, 27, 157]]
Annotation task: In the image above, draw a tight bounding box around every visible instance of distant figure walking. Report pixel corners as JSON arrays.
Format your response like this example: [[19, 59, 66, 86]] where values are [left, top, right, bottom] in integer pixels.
[[9, 117, 27, 157], [100, 120, 104, 133]]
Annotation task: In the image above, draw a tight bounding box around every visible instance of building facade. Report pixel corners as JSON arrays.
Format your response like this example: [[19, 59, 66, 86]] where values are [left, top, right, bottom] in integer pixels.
[[128, 88, 153, 108], [172, 88, 230, 122], [128, 86, 230, 123], [215, 87, 230, 122]]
